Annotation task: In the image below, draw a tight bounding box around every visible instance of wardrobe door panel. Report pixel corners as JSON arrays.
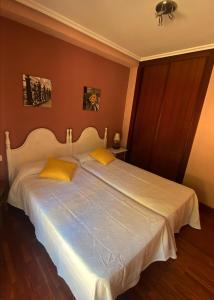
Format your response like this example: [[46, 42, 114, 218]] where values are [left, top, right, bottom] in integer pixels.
[[149, 56, 207, 181], [130, 63, 169, 168]]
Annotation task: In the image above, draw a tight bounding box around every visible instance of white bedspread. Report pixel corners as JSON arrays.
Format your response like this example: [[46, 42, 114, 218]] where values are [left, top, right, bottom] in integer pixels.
[[79, 158, 201, 233], [8, 162, 176, 300]]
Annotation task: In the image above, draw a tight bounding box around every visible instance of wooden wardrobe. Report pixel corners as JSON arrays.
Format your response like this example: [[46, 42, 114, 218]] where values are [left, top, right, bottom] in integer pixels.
[[128, 50, 214, 183]]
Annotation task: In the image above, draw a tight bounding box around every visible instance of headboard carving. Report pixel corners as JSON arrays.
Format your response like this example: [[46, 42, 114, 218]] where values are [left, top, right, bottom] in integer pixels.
[[5, 127, 108, 184], [5, 128, 72, 184], [72, 127, 107, 154]]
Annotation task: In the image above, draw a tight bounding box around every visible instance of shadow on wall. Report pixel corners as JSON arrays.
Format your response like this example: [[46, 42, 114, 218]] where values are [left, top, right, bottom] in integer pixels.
[[184, 174, 214, 208]]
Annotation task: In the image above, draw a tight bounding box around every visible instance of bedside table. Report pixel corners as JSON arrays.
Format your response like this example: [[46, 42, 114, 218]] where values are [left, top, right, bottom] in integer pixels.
[[0, 180, 8, 227], [108, 147, 128, 161]]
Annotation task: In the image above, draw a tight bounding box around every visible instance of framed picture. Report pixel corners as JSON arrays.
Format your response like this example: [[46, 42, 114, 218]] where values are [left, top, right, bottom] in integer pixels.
[[23, 74, 52, 107], [83, 86, 101, 111]]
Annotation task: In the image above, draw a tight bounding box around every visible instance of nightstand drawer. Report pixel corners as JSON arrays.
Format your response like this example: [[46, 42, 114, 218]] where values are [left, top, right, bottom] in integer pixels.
[[108, 147, 128, 161], [115, 152, 126, 161]]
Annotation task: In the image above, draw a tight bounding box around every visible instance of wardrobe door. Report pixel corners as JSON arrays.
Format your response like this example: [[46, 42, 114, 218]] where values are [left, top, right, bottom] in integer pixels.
[[149, 56, 207, 181], [128, 51, 213, 182], [129, 63, 169, 169]]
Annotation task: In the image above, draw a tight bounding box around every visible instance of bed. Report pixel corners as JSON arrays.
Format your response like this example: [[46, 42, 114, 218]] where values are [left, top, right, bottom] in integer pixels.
[[6, 128, 176, 300], [72, 127, 201, 234]]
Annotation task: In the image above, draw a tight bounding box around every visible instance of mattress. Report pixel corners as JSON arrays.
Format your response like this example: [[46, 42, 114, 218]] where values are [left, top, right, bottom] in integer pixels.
[[8, 161, 176, 300], [76, 156, 201, 233]]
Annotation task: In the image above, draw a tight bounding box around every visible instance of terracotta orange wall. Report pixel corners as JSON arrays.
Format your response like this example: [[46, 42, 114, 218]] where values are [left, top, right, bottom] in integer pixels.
[[183, 67, 214, 208], [0, 17, 129, 180]]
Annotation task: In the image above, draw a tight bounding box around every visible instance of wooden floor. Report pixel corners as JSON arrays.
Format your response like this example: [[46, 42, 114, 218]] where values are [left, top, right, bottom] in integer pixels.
[[0, 205, 214, 300]]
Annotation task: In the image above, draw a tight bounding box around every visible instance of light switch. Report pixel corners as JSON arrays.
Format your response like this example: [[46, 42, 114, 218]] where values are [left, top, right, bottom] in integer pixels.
[[0, 155, 2, 162]]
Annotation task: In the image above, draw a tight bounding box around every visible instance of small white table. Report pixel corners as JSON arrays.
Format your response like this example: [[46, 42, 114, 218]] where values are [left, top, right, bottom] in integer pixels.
[[108, 147, 128, 161]]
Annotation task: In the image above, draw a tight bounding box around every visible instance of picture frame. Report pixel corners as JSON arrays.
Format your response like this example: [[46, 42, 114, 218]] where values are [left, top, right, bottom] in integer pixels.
[[83, 86, 101, 111], [23, 74, 52, 107]]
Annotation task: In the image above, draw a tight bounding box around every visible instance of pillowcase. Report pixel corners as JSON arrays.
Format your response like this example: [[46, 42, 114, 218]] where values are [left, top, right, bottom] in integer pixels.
[[39, 158, 77, 182], [89, 148, 115, 165], [15, 160, 46, 181], [72, 152, 94, 164]]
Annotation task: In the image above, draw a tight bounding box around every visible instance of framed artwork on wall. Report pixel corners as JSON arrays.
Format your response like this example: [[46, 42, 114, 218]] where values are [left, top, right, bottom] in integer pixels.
[[83, 86, 101, 111], [23, 74, 52, 107]]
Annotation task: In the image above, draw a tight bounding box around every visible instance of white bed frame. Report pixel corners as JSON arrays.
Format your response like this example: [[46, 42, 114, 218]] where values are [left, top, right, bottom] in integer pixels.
[[72, 127, 107, 154], [5, 128, 72, 184], [5, 127, 107, 184]]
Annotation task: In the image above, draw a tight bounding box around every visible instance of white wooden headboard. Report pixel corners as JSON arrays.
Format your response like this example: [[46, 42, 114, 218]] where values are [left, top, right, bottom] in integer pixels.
[[5, 127, 107, 184], [5, 128, 72, 184], [72, 127, 107, 154]]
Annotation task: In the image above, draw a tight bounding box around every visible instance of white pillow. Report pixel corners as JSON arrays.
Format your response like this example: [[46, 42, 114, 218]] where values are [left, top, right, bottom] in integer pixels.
[[72, 152, 94, 164], [15, 160, 46, 179], [14, 157, 76, 182]]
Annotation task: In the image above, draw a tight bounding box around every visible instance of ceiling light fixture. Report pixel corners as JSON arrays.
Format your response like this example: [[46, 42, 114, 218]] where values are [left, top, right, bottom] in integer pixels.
[[155, 0, 177, 26]]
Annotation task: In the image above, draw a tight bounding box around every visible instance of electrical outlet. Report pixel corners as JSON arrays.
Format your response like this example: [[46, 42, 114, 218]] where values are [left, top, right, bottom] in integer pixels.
[[0, 155, 2, 162]]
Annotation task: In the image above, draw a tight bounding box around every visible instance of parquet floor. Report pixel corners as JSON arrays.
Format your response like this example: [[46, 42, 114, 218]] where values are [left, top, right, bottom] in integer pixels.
[[0, 204, 213, 300]]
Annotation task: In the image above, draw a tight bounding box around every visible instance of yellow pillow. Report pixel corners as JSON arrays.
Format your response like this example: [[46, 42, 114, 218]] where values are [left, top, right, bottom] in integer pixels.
[[39, 158, 77, 182], [89, 148, 115, 165]]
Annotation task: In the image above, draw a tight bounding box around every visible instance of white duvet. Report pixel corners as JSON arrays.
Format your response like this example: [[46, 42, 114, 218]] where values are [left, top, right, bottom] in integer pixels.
[[8, 161, 176, 300], [77, 156, 201, 233]]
